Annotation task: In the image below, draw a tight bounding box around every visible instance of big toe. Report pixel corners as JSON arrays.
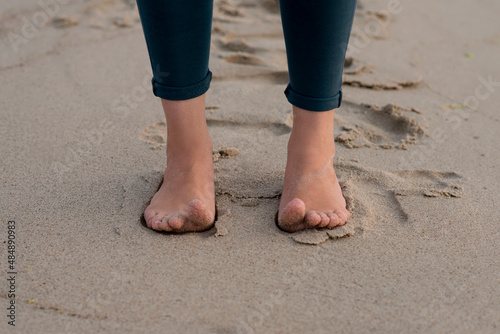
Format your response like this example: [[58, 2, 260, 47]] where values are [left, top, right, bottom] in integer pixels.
[[187, 199, 215, 228], [278, 198, 307, 232]]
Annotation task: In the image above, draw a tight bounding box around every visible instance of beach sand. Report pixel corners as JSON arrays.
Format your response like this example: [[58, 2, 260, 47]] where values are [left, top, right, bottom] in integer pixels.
[[0, 0, 499, 332]]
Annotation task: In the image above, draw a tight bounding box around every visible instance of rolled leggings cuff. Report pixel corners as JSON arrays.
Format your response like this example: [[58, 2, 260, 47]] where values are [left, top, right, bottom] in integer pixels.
[[152, 70, 212, 100], [284, 83, 342, 111]]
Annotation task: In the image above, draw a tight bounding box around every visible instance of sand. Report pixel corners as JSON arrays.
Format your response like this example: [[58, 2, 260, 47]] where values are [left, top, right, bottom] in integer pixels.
[[0, 0, 499, 333]]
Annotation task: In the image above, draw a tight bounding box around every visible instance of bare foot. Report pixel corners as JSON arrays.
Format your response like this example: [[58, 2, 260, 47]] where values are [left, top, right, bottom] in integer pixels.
[[277, 106, 350, 232], [144, 95, 216, 233]]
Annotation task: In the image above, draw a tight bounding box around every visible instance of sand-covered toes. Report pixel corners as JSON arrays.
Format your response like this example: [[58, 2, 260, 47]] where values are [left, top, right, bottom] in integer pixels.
[[145, 198, 216, 233], [277, 198, 350, 233]]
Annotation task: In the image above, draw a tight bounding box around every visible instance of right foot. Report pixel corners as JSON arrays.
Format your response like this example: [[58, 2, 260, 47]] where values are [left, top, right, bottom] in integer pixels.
[[143, 95, 216, 233], [277, 106, 350, 232]]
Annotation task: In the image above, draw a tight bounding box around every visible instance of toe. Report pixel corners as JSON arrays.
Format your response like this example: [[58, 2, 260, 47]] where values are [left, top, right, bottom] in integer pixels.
[[149, 213, 163, 229], [328, 212, 342, 228], [187, 199, 214, 226], [344, 210, 351, 221], [152, 220, 161, 230], [278, 198, 307, 231], [144, 210, 158, 228], [304, 211, 322, 227], [318, 212, 330, 228], [325, 211, 339, 227], [157, 216, 172, 231], [280, 198, 306, 222], [168, 214, 187, 230], [334, 209, 349, 226]]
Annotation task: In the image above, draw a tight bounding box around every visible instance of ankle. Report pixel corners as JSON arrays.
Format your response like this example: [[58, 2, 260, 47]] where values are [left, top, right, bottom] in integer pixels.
[[167, 135, 212, 161], [286, 132, 336, 172], [289, 107, 335, 149], [287, 131, 335, 155]]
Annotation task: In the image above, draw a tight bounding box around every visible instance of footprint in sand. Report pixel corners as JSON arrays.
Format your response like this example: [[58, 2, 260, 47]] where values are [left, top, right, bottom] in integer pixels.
[[79, 0, 140, 30], [260, 0, 281, 14], [217, 2, 244, 18], [139, 120, 251, 154], [343, 57, 374, 75], [291, 163, 464, 245], [207, 119, 290, 136], [211, 69, 289, 85], [51, 17, 79, 28], [212, 146, 240, 163], [139, 121, 166, 150], [224, 52, 267, 66], [343, 56, 423, 90], [334, 102, 427, 150], [342, 4, 424, 90], [352, 9, 392, 40], [218, 36, 260, 53]]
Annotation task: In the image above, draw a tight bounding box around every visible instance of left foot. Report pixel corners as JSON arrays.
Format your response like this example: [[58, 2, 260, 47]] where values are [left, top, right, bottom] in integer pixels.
[[277, 106, 350, 232], [143, 95, 216, 233]]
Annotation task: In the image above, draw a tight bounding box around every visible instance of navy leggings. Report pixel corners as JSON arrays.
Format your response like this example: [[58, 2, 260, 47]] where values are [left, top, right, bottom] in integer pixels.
[[136, 0, 357, 111]]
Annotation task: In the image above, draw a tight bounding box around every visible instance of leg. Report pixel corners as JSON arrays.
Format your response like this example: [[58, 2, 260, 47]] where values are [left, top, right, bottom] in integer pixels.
[[136, 0, 214, 99], [277, 0, 357, 232], [136, 0, 216, 232]]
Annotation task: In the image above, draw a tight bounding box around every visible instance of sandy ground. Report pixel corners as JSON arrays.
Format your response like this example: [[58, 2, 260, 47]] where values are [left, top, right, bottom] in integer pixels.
[[0, 0, 499, 333]]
